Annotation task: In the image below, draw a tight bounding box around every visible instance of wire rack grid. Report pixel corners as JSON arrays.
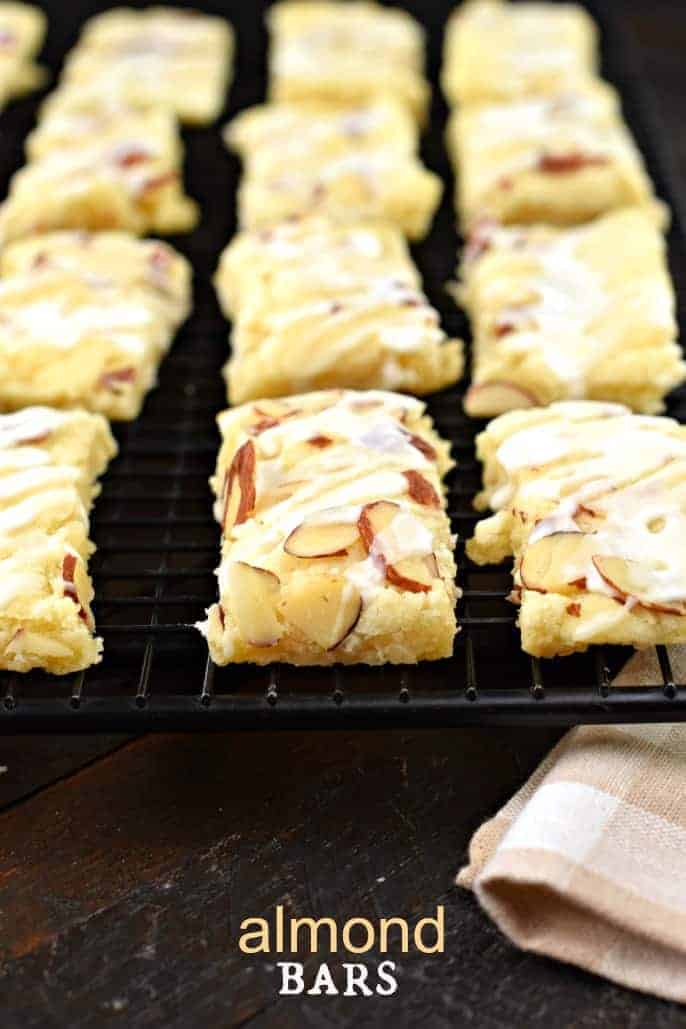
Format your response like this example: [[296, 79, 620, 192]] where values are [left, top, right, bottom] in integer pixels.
[[1, 0, 685, 731]]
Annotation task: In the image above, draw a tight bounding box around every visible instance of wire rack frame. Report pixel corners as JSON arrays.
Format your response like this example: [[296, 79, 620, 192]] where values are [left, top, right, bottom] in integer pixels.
[[1, 0, 686, 732]]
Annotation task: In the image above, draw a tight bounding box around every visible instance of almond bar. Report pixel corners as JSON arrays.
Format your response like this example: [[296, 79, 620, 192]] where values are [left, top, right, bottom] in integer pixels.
[[0, 406, 116, 673], [62, 6, 233, 125], [448, 81, 659, 229], [442, 0, 597, 106], [468, 402, 686, 657], [215, 216, 463, 402], [460, 209, 685, 417], [226, 98, 441, 240], [199, 390, 459, 666], [0, 2, 46, 111], [0, 106, 197, 243], [267, 1, 429, 122], [0, 230, 191, 419]]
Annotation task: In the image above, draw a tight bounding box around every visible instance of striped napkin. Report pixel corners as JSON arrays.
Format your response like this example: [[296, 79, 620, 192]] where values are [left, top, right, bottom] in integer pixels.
[[458, 648, 686, 1003]]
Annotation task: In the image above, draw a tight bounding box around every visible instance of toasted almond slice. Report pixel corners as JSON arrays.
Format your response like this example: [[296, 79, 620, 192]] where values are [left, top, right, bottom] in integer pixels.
[[282, 575, 362, 651], [464, 381, 538, 418], [386, 553, 438, 593], [592, 556, 686, 616], [574, 504, 602, 532], [519, 531, 598, 594], [253, 399, 296, 419], [403, 431, 437, 461], [61, 553, 91, 625], [226, 561, 282, 646], [248, 417, 281, 435], [537, 152, 609, 174], [99, 367, 137, 393], [358, 500, 401, 553], [284, 517, 360, 558], [403, 470, 441, 508], [223, 440, 256, 533], [249, 401, 301, 434]]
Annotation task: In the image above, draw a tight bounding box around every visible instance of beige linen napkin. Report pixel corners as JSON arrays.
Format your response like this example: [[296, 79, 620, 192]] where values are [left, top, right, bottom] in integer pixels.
[[458, 648, 686, 1002]]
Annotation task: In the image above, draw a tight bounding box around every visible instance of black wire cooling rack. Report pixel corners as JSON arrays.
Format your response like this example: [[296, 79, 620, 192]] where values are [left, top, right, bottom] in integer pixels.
[[1, 0, 685, 732]]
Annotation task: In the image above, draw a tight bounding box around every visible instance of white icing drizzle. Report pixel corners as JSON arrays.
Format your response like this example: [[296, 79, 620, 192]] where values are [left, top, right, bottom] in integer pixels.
[[471, 218, 675, 396], [0, 407, 66, 447], [217, 392, 450, 611], [463, 87, 639, 197], [495, 405, 686, 611], [0, 294, 153, 353], [372, 511, 433, 565]]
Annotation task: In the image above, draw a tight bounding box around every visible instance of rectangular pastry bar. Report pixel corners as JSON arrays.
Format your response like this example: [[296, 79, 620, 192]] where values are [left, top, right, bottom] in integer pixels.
[[26, 83, 167, 161], [215, 216, 463, 402], [200, 390, 459, 666], [468, 402, 686, 657], [0, 406, 116, 673], [0, 230, 192, 419], [226, 98, 441, 240], [62, 6, 234, 125], [0, 1, 46, 110], [0, 108, 197, 242], [460, 209, 685, 417], [442, 0, 597, 106], [267, 1, 429, 122], [448, 81, 658, 229]]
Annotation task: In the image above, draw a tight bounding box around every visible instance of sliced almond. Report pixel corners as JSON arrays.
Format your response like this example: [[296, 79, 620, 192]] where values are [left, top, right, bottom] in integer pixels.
[[358, 500, 401, 553], [249, 417, 281, 435], [115, 145, 150, 167], [99, 367, 137, 393], [284, 516, 360, 558], [386, 553, 438, 593], [519, 531, 597, 594], [463, 217, 498, 266], [403, 431, 437, 461], [223, 440, 256, 533], [574, 504, 602, 532], [537, 152, 609, 174], [592, 555, 686, 616], [226, 561, 282, 646], [17, 430, 50, 446], [464, 381, 538, 418], [253, 399, 299, 420], [282, 575, 362, 651], [249, 400, 300, 435], [403, 470, 441, 508], [61, 553, 90, 625]]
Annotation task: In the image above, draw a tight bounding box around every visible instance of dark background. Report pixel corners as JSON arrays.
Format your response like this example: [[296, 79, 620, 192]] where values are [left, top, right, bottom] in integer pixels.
[[2, 1, 686, 1026]]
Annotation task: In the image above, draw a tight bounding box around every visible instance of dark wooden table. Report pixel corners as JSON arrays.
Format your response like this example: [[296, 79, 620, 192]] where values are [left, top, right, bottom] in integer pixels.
[[2, 725, 686, 1028], [3, 2, 686, 1026]]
